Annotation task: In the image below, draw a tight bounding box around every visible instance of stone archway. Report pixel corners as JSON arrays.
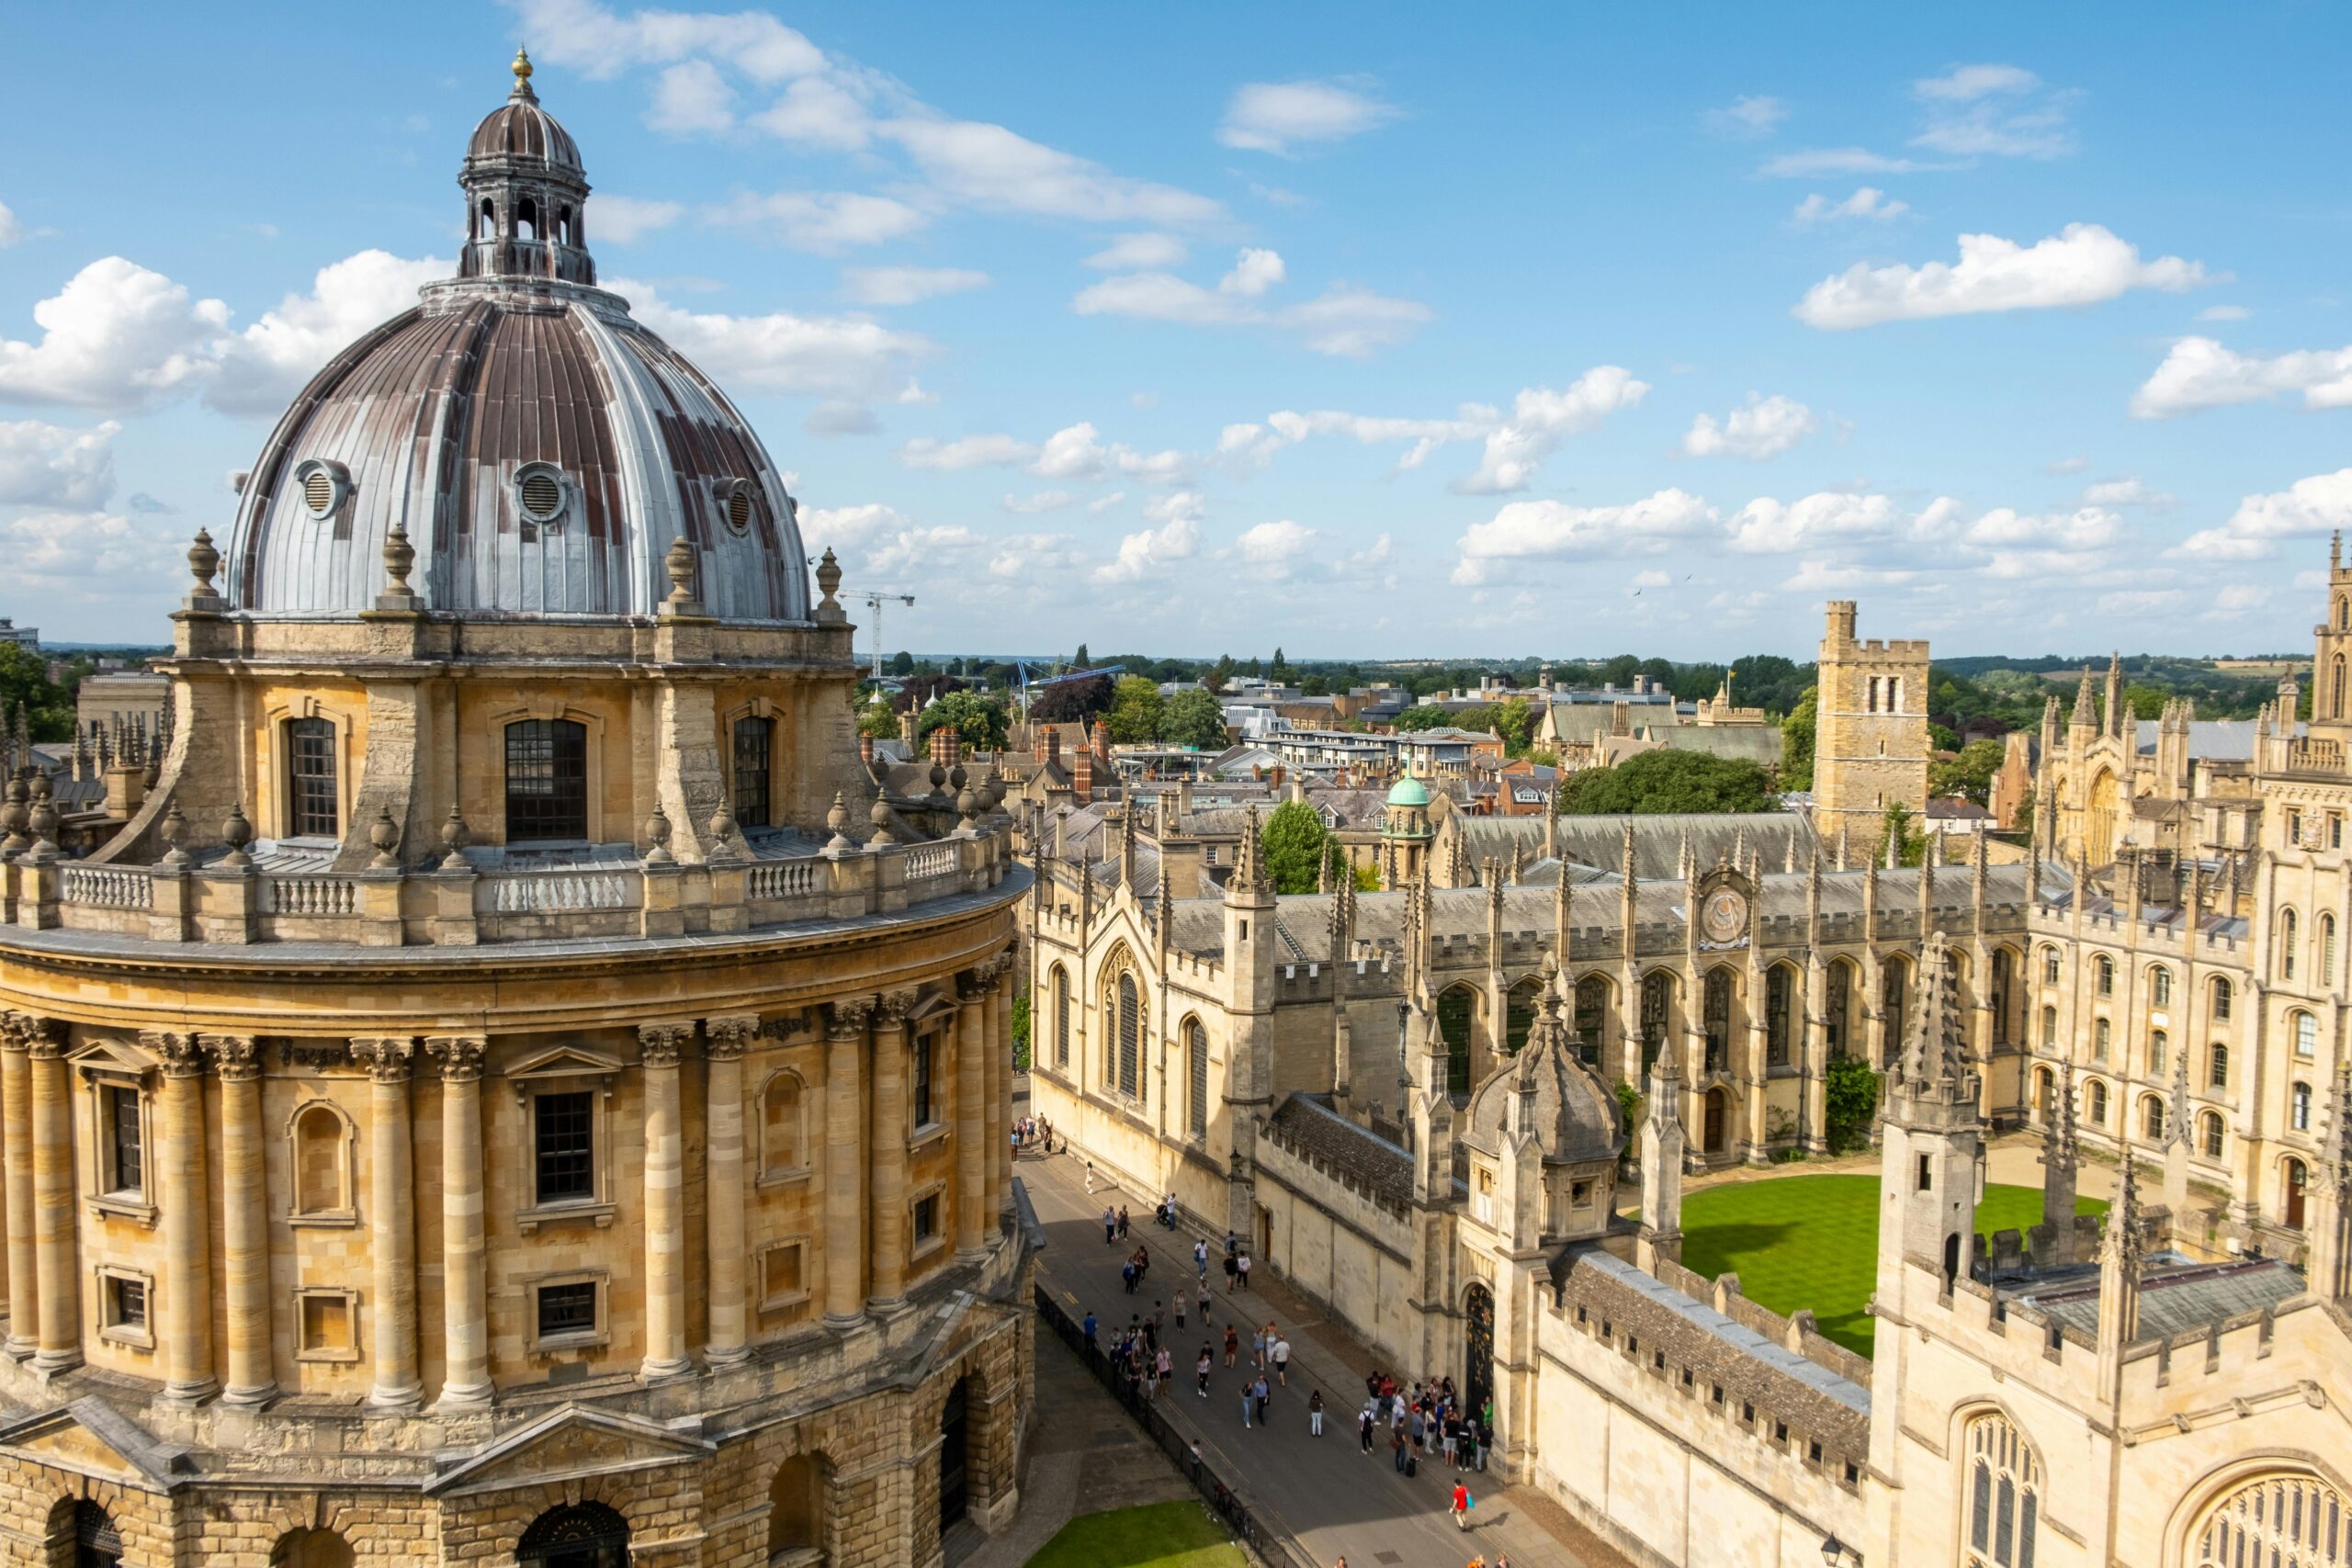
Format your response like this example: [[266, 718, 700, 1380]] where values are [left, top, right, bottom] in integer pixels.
[[938, 1377, 972, 1535], [1463, 1282, 1495, 1427], [1703, 1088, 1728, 1155], [516, 1502, 628, 1568], [270, 1529, 355, 1568]]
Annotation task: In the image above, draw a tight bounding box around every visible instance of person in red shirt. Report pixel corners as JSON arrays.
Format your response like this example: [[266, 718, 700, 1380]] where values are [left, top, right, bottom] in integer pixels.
[[1450, 1481, 1472, 1530]]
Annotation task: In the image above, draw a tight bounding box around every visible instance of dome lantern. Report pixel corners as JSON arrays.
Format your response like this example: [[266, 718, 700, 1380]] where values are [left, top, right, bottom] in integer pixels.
[[459, 46, 594, 286]]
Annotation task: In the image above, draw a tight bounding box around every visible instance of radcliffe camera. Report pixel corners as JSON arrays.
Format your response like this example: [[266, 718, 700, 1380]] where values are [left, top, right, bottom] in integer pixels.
[[0, 9, 2343, 1568]]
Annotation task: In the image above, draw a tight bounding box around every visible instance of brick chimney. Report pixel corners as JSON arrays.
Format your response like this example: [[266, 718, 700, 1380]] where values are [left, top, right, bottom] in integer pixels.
[[929, 727, 960, 771], [1072, 745, 1094, 801], [859, 733, 875, 766], [1041, 728, 1060, 767]]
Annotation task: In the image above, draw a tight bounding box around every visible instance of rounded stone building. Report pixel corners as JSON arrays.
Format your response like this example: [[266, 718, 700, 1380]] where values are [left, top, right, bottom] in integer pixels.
[[0, 51, 1033, 1568]]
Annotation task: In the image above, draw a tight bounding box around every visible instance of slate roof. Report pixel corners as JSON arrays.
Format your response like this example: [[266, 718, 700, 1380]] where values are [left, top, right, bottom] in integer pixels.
[[1266, 1092, 1413, 1211], [1450, 811, 1816, 880], [2007, 1255, 2307, 1342], [1569, 1247, 1871, 1415]]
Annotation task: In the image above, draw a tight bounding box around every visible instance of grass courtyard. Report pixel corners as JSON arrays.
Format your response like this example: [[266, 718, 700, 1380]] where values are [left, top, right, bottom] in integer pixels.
[[1677, 1174, 2107, 1358], [1022, 1501, 1248, 1568]]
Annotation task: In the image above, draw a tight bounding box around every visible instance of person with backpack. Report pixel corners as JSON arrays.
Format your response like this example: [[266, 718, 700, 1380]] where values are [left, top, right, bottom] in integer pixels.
[[1308, 1388, 1325, 1437]]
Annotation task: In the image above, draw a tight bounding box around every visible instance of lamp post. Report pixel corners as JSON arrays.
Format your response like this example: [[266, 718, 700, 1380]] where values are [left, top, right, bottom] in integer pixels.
[[1820, 1532, 1854, 1567]]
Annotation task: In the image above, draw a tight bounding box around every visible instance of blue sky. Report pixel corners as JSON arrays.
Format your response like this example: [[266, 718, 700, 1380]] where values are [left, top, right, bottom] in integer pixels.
[[4, 2, 2350, 660]]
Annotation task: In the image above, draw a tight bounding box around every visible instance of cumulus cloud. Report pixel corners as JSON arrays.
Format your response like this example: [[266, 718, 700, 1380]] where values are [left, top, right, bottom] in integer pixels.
[[1085, 233, 1187, 271], [1283, 285, 1431, 358], [1914, 64, 2040, 102], [617, 279, 931, 402], [1217, 78, 1399, 154], [0, 201, 22, 248], [1703, 95, 1787, 137], [1456, 369, 1653, 493], [1073, 250, 1428, 358], [841, 266, 989, 305], [1794, 224, 2208, 330], [702, 191, 929, 254], [880, 118, 1224, 227], [0, 257, 230, 412], [2131, 335, 2352, 419], [1094, 515, 1199, 583], [799, 502, 985, 578], [2201, 583, 2272, 620], [1724, 491, 1896, 552], [1452, 489, 1715, 583], [2196, 304, 2250, 322], [2173, 468, 2352, 561], [1910, 64, 2075, 160], [898, 433, 1033, 471], [587, 195, 684, 243], [2080, 477, 2173, 509], [649, 59, 736, 134], [0, 419, 117, 508], [1761, 148, 1931, 178], [1792, 187, 1906, 223], [1679, 393, 1818, 460], [3, 507, 186, 598], [207, 250, 443, 417]]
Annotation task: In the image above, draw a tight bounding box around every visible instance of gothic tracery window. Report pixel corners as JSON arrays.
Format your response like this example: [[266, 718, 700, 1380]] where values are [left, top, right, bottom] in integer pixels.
[[1114, 971, 1141, 1100], [1962, 1412, 2041, 1568], [2192, 1472, 2348, 1568], [1187, 1018, 1209, 1139], [1765, 964, 1793, 1067]]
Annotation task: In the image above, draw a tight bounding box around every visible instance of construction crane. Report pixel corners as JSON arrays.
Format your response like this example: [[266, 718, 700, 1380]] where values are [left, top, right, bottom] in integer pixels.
[[860, 590, 916, 682]]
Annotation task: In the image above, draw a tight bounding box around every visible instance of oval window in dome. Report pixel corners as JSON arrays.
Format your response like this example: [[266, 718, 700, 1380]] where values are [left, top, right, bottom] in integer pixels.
[[304, 469, 334, 514], [515, 467, 564, 524], [727, 486, 754, 534], [295, 459, 348, 522]]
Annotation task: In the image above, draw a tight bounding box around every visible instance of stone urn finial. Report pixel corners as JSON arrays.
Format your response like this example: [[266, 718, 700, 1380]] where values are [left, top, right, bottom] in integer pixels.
[[187, 527, 220, 597], [663, 534, 699, 612], [0, 773, 28, 855], [368, 806, 402, 870], [24, 773, 58, 859], [159, 799, 189, 865], [645, 801, 674, 864], [826, 789, 854, 852], [707, 800, 741, 857], [440, 804, 471, 869], [814, 547, 843, 621], [929, 761, 948, 796], [867, 795, 895, 848], [379, 522, 419, 607], [957, 781, 979, 826], [220, 801, 254, 867]]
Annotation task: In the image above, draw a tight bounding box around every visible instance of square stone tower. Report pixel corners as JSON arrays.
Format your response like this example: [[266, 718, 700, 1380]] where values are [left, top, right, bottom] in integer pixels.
[[1813, 600, 1929, 857]]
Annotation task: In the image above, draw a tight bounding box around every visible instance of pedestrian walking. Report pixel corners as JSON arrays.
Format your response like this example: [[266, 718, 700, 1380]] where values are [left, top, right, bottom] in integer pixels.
[[1450, 1481, 1472, 1530], [1194, 1237, 1209, 1280], [1223, 1251, 1238, 1292], [1272, 1336, 1291, 1387], [1102, 1204, 1115, 1245], [1121, 1260, 1136, 1295], [1081, 1310, 1097, 1350], [1196, 1347, 1213, 1397], [1359, 1404, 1375, 1452], [1240, 1383, 1254, 1428], [1238, 1252, 1252, 1291], [1308, 1388, 1325, 1437], [1174, 1293, 1186, 1332], [1085, 1160, 1095, 1195], [1223, 1323, 1239, 1366], [1156, 1346, 1172, 1397], [1197, 1285, 1213, 1324], [1250, 1325, 1266, 1368], [1252, 1374, 1271, 1426], [1116, 1205, 1130, 1239]]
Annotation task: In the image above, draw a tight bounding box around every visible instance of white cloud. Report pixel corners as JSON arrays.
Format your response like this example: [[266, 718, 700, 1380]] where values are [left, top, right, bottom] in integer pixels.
[[1457, 368, 1652, 493], [1703, 95, 1787, 137], [0, 419, 117, 507], [2131, 335, 2352, 419], [898, 433, 1034, 471], [2197, 304, 2249, 322], [1143, 490, 1204, 525], [1962, 504, 2122, 551], [2174, 468, 2352, 560], [1085, 233, 1188, 271], [750, 74, 876, 151], [1221, 249, 1285, 298], [1452, 489, 1715, 583], [799, 501, 985, 578], [1001, 491, 1079, 514], [1032, 423, 1110, 480], [518, 0, 828, 83], [1281, 285, 1430, 358], [1794, 223, 2208, 330], [2080, 477, 2173, 509], [2043, 455, 2090, 474], [0, 201, 22, 248], [1088, 491, 1126, 514], [0, 257, 229, 413], [1909, 65, 2075, 160], [803, 400, 877, 435], [2098, 589, 2187, 617], [1094, 515, 1199, 583], [880, 117, 1225, 227], [1231, 518, 1319, 578], [841, 266, 989, 306], [1761, 148, 1930, 178], [1216, 78, 1398, 154], [1072, 271, 1255, 327], [618, 279, 931, 401], [586, 195, 684, 243], [649, 59, 736, 134], [1679, 393, 1818, 460], [1630, 570, 1672, 589], [1725, 491, 1896, 552], [2, 507, 185, 598], [1914, 64, 2040, 103], [2201, 583, 2272, 620], [702, 191, 929, 254], [1792, 187, 1907, 223], [1073, 254, 1428, 357], [208, 249, 443, 417]]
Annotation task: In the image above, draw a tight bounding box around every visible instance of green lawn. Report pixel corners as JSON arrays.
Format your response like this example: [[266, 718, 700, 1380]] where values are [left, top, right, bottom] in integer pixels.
[[1023, 1501, 1249, 1568], [1677, 1175, 2107, 1358]]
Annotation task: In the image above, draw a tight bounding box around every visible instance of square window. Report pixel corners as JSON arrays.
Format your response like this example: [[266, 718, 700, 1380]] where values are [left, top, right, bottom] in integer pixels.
[[537, 1280, 598, 1341], [297, 1290, 358, 1360], [1653, 1349, 1666, 1371], [102, 1084, 143, 1197], [914, 1192, 941, 1246], [1711, 1384, 1724, 1404], [1774, 1419, 1789, 1444], [1809, 1440, 1824, 1463], [1844, 1461, 1860, 1485], [106, 1275, 146, 1333], [761, 1241, 808, 1309], [1742, 1401, 1755, 1424], [534, 1091, 595, 1204]]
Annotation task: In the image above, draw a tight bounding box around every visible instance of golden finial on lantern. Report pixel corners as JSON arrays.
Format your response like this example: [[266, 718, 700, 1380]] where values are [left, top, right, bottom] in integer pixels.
[[511, 45, 535, 92]]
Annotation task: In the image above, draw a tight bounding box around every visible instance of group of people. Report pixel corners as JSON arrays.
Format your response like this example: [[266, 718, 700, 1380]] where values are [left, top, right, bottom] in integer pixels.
[[1010, 1114, 1054, 1160], [1355, 1370, 1491, 1483]]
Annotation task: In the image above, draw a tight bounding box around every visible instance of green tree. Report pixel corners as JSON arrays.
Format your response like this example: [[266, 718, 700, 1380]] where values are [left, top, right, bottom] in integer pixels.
[[1882, 802, 1928, 866], [1613, 1079, 1645, 1153], [1010, 989, 1031, 1072], [1071, 642, 1090, 669], [1162, 687, 1229, 750], [1601, 654, 1642, 688], [1393, 705, 1455, 732], [1298, 672, 1331, 697], [1823, 1055, 1881, 1153], [1102, 675, 1166, 744], [0, 644, 73, 742], [1260, 799, 1329, 894], [1555, 749, 1775, 816], [1208, 654, 1237, 693], [1929, 739, 2006, 806], [1352, 861, 1382, 892], [914, 690, 1010, 751], [1270, 647, 1289, 680], [1491, 696, 1533, 756], [856, 704, 900, 741], [1928, 722, 1961, 753], [2123, 682, 2169, 720], [888, 649, 915, 677], [1781, 686, 1817, 791]]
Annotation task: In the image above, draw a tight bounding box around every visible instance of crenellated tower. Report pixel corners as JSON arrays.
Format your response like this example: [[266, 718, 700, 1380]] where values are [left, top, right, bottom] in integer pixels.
[[1812, 600, 1929, 857]]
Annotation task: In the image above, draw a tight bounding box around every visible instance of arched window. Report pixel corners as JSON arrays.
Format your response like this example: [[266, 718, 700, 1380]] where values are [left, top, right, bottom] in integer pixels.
[[1115, 972, 1141, 1100], [2335, 653, 2346, 717], [1639, 971, 1672, 1069], [2192, 1471, 2350, 1568], [760, 1072, 806, 1179], [2209, 1043, 2229, 1089], [1881, 959, 1907, 1067], [1991, 949, 2016, 1043], [290, 1101, 353, 1217], [2032, 1067, 2054, 1123], [2149, 965, 2172, 1008], [515, 197, 539, 242], [2295, 1010, 2319, 1059], [1051, 966, 1069, 1070], [2094, 1017, 2111, 1062], [2149, 1030, 2167, 1078], [2279, 908, 2299, 981], [504, 718, 589, 841], [731, 716, 775, 829], [1187, 1019, 1209, 1139], [2200, 1111, 2225, 1159], [2143, 1095, 2165, 1141], [54, 1499, 120, 1568], [766, 1453, 828, 1559], [517, 1501, 629, 1568], [2041, 945, 2061, 987], [1702, 968, 1734, 1074], [2291, 1081, 2312, 1132], [2211, 976, 2233, 1021], [284, 716, 339, 838], [1962, 1412, 2041, 1568], [2094, 955, 2115, 997], [1765, 964, 1794, 1066], [2086, 1079, 2109, 1124], [1825, 960, 1850, 1059], [477, 197, 495, 240], [2285, 1159, 2309, 1229], [2324, 914, 2339, 987], [1505, 980, 1541, 1055], [2041, 1005, 2056, 1049], [1574, 975, 1609, 1066], [1438, 987, 1476, 1096]]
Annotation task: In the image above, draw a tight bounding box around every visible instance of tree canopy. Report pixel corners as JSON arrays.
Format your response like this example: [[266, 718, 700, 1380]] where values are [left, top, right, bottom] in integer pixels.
[[1929, 738, 2005, 806], [1555, 749, 1775, 816], [1102, 675, 1166, 745], [913, 690, 1009, 751], [0, 645, 73, 743], [1161, 687, 1228, 750], [1392, 705, 1456, 732], [1030, 672, 1114, 723], [1260, 799, 1329, 894], [1780, 686, 1817, 792]]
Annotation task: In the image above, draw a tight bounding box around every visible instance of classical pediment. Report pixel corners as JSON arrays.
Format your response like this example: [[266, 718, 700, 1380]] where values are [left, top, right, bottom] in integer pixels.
[[0, 1398, 193, 1488], [68, 1037, 159, 1079], [507, 1045, 627, 1082], [428, 1404, 714, 1496]]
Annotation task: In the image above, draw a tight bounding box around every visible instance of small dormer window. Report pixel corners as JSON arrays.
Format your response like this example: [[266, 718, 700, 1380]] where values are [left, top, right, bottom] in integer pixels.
[[514, 463, 567, 527], [717, 478, 758, 536], [295, 458, 350, 522]]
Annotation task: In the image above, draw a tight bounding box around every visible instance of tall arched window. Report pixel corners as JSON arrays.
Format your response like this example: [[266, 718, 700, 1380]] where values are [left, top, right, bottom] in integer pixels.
[[2285, 1158, 2309, 1229], [1051, 966, 1069, 1069], [284, 716, 339, 838], [2211, 976, 2233, 1021], [2335, 653, 2346, 717], [2291, 1081, 2312, 1132], [732, 716, 775, 829], [2324, 914, 2339, 987], [2192, 1471, 2349, 1568], [1439, 987, 1476, 1096], [1825, 961, 1850, 1058], [1639, 971, 1672, 1069], [1881, 959, 1907, 1067], [2094, 955, 2115, 997], [2295, 1010, 2319, 1059], [1574, 975, 1609, 1066], [1765, 964, 1794, 1066], [2279, 908, 2300, 981], [1702, 968, 1734, 1074], [759, 1071, 806, 1179], [1962, 1412, 2041, 1568], [2149, 1030, 2167, 1078], [290, 1102, 353, 1218], [2041, 945, 2061, 986], [2038, 1004, 2057, 1049], [1505, 980, 1541, 1055], [2094, 1017, 2111, 1062], [1115, 972, 1140, 1100], [1187, 1018, 1209, 1139], [504, 718, 589, 841], [1991, 949, 2015, 1043], [2149, 965, 2173, 1008], [2199, 1111, 2225, 1159], [2209, 1043, 2229, 1089], [2143, 1095, 2165, 1141], [2087, 1079, 2109, 1124]]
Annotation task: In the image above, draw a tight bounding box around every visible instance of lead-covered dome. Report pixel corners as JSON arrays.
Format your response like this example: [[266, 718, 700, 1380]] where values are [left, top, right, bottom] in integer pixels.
[[221, 52, 809, 624], [1460, 988, 1625, 1165]]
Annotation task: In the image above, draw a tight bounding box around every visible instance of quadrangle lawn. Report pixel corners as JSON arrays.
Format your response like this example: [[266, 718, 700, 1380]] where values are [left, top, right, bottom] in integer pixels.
[[1677, 1174, 2107, 1358], [1023, 1500, 1248, 1568]]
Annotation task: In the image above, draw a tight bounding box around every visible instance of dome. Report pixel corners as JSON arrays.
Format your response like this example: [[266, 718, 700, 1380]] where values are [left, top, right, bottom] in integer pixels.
[[1385, 775, 1430, 808], [221, 56, 809, 624], [1460, 989, 1624, 1165]]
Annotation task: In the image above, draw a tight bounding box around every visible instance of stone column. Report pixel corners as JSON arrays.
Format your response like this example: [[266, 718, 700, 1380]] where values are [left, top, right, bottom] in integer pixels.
[[208, 1035, 275, 1404], [1, 1016, 39, 1359], [989, 958, 1012, 1220], [955, 975, 989, 1260], [639, 1021, 695, 1382], [823, 998, 874, 1326], [868, 990, 918, 1314], [28, 1021, 79, 1374], [349, 1037, 420, 1410], [149, 1032, 217, 1402], [703, 1014, 756, 1368], [425, 1036, 491, 1411]]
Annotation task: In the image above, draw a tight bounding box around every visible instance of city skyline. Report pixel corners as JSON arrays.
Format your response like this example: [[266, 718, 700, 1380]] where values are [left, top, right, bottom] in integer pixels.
[[4, 4, 2351, 654]]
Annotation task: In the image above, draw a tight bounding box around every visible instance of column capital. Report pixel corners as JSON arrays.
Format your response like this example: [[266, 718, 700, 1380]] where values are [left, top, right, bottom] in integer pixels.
[[704, 1014, 759, 1059], [424, 1035, 487, 1081], [828, 995, 877, 1039], [201, 1033, 261, 1081], [348, 1036, 416, 1081], [875, 988, 920, 1031], [143, 1031, 208, 1077], [7, 1014, 65, 1059], [957, 969, 992, 1004], [638, 1021, 694, 1067]]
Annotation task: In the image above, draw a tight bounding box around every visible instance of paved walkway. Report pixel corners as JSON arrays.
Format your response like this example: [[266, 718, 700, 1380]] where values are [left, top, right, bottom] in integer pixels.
[[1014, 1078, 1630, 1568]]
